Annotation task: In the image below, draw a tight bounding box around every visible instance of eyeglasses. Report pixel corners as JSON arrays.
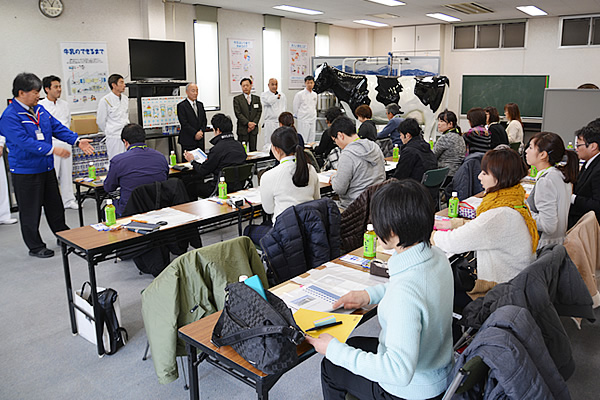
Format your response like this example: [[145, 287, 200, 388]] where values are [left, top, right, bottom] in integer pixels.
[[575, 143, 587, 148]]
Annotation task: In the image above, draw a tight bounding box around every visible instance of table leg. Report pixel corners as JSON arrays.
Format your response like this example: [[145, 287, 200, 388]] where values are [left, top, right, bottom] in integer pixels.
[[76, 183, 84, 227], [186, 343, 200, 400], [256, 380, 269, 400], [87, 258, 105, 356], [95, 188, 103, 223], [61, 241, 77, 335]]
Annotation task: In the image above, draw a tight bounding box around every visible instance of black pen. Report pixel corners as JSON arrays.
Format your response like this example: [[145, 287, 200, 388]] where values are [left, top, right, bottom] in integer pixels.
[[305, 321, 343, 332]]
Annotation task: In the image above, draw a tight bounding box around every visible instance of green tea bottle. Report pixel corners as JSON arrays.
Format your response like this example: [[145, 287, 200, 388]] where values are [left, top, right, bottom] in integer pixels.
[[363, 224, 377, 258], [105, 199, 116, 226], [448, 191, 459, 218], [218, 177, 228, 200]]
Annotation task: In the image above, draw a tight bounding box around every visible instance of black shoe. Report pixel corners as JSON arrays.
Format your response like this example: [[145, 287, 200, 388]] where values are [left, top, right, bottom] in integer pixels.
[[29, 248, 55, 258]]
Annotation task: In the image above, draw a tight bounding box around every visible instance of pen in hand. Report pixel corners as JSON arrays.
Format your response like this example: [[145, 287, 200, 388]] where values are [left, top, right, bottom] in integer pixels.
[[305, 321, 343, 332]]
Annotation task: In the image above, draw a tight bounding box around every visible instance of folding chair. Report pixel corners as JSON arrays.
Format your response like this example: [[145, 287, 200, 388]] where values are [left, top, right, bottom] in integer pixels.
[[220, 163, 255, 192], [442, 356, 489, 400], [421, 167, 449, 211]]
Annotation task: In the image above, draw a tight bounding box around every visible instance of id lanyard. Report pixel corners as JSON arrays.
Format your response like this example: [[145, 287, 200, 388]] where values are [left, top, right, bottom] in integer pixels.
[[26, 109, 44, 140], [128, 145, 148, 151]]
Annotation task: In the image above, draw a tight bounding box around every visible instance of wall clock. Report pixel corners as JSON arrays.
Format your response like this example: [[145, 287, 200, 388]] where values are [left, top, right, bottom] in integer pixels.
[[39, 0, 64, 18]]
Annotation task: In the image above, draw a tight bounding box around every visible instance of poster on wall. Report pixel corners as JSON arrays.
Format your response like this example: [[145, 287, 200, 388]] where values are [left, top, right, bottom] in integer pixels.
[[60, 42, 110, 114], [140, 96, 185, 128], [288, 42, 309, 89], [228, 39, 257, 93]]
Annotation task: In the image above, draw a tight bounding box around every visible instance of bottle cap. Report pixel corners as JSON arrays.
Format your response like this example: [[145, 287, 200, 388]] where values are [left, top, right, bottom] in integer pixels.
[[171, 150, 175, 154], [89, 162, 94, 165], [238, 275, 248, 282], [394, 144, 398, 147], [367, 223, 374, 231], [452, 191, 458, 197], [107, 199, 112, 205], [220, 177, 225, 182]]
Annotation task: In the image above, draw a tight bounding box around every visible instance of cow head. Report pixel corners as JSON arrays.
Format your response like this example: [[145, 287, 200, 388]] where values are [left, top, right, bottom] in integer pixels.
[[313, 63, 334, 94]]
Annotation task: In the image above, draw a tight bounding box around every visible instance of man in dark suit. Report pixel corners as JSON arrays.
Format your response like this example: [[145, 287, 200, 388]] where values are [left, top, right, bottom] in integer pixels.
[[177, 83, 207, 152], [233, 77, 262, 151], [568, 122, 600, 229]]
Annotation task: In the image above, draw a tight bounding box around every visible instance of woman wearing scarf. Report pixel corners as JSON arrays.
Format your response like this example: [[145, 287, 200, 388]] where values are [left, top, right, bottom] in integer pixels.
[[525, 132, 578, 248], [433, 147, 539, 283]]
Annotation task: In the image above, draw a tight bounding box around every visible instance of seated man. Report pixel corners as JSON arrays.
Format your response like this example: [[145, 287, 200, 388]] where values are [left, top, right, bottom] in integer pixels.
[[568, 122, 600, 229], [314, 106, 343, 170], [329, 116, 385, 208], [376, 103, 403, 146], [104, 124, 170, 216], [393, 118, 438, 200], [184, 113, 247, 199]]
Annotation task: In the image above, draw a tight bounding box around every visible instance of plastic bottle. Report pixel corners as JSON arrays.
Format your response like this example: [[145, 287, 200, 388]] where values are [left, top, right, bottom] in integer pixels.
[[105, 199, 116, 226], [363, 224, 377, 258], [242, 142, 248, 153], [88, 162, 96, 180], [448, 191, 459, 218], [429, 138, 434, 150], [392, 144, 399, 161], [218, 177, 228, 200], [169, 150, 176, 166], [567, 142, 574, 150]]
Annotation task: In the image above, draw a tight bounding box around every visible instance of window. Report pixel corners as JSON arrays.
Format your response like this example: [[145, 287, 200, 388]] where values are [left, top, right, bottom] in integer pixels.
[[194, 21, 220, 110], [262, 27, 282, 92], [453, 21, 526, 50], [561, 15, 600, 47]]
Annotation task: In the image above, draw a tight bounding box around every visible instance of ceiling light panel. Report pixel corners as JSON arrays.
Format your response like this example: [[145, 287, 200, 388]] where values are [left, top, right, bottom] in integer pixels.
[[366, 0, 406, 6], [353, 19, 389, 27], [272, 5, 323, 15], [369, 13, 400, 19], [516, 5, 548, 16], [426, 13, 461, 22]]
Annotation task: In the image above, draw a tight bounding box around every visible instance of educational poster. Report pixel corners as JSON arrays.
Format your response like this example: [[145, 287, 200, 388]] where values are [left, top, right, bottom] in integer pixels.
[[140, 96, 185, 128], [60, 42, 110, 114], [228, 39, 257, 93], [289, 42, 309, 89]]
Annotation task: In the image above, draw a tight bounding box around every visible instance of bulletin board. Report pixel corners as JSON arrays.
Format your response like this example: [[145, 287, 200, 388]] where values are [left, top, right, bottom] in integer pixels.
[[228, 39, 257, 93], [140, 96, 185, 128], [289, 42, 309, 89], [60, 41, 110, 114]]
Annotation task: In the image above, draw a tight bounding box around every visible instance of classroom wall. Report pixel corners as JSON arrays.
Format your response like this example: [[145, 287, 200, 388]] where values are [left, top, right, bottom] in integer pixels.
[[0, 0, 147, 115], [441, 17, 600, 123]]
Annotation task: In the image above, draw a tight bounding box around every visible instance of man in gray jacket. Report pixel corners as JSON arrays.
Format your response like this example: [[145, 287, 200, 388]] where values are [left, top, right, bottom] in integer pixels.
[[329, 116, 385, 208]]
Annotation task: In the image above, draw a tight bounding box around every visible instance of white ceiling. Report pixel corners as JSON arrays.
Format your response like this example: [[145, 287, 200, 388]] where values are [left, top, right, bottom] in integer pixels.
[[177, 0, 600, 28]]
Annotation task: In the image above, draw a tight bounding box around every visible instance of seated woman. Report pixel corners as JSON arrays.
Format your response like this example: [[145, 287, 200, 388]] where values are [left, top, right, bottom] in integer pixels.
[[433, 147, 538, 283], [278, 111, 305, 147], [355, 104, 377, 141], [484, 106, 509, 149], [504, 102, 524, 150], [525, 132, 578, 248], [247, 127, 320, 244], [307, 179, 453, 400], [463, 107, 491, 155], [433, 109, 465, 178]]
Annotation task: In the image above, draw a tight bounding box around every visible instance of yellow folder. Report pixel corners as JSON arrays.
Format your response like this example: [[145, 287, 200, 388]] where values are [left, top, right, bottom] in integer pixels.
[[294, 308, 362, 342]]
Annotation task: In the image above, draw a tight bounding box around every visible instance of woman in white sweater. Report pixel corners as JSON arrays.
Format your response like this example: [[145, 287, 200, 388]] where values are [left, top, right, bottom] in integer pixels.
[[434, 147, 539, 283], [504, 102, 524, 148], [260, 126, 320, 220], [525, 132, 578, 248]]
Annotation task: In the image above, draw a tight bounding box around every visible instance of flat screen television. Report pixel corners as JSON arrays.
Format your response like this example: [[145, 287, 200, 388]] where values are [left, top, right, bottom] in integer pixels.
[[129, 39, 186, 81]]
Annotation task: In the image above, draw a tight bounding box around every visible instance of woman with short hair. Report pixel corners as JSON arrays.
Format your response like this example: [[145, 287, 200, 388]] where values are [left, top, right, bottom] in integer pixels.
[[355, 104, 377, 141], [463, 107, 491, 155], [484, 106, 509, 149]]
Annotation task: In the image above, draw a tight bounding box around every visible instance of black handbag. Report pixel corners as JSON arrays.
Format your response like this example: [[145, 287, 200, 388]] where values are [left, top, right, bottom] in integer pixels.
[[211, 282, 304, 374]]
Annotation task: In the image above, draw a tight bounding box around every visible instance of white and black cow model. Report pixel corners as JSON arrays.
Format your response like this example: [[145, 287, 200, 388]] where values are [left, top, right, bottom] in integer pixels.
[[313, 63, 450, 141]]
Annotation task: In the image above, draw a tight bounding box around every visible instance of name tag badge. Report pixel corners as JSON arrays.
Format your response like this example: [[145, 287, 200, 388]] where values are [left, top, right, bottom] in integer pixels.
[[253, 103, 259, 109], [36, 129, 44, 141]]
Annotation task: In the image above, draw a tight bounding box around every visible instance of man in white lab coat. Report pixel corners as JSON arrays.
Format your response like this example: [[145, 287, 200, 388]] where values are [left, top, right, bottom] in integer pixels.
[[96, 74, 129, 160], [38, 75, 78, 209], [260, 78, 286, 148], [293, 75, 318, 143]]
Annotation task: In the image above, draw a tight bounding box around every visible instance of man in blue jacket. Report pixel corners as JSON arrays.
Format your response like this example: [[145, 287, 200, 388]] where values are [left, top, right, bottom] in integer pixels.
[[0, 73, 94, 258]]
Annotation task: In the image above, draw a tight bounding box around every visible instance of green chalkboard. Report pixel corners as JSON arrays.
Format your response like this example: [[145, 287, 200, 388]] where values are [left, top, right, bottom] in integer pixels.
[[461, 75, 549, 118]]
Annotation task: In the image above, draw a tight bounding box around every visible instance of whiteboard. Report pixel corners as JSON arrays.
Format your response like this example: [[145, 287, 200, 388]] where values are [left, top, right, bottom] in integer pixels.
[[542, 89, 600, 145]]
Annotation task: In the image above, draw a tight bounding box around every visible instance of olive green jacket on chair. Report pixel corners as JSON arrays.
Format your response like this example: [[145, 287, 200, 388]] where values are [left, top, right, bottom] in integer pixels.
[[141, 236, 267, 384]]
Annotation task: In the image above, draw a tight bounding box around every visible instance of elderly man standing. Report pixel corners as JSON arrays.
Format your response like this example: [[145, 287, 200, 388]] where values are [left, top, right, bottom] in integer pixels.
[[233, 78, 262, 152], [0, 73, 94, 258], [96, 73, 129, 160], [177, 83, 207, 153], [260, 78, 286, 148], [39, 75, 78, 210]]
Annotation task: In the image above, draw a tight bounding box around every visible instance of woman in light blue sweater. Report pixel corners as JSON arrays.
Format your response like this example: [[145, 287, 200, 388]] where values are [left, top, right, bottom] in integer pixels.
[[306, 180, 454, 400]]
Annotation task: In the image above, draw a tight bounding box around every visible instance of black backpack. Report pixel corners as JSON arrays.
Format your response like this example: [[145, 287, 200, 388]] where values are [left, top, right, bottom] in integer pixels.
[[82, 282, 128, 355]]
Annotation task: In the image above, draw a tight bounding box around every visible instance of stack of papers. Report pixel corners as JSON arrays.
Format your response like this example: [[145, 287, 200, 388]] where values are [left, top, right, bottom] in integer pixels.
[[188, 148, 208, 163], [385, 161, 398, 172], [318, 170, 336, 184], [247, 151, 270, 158], [121, 207, 200, 228], [293, 309, 362, 341]]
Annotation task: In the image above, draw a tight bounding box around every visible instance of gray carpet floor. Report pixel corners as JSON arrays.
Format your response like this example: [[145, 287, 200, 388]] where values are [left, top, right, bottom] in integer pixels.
[[0, 203, 597, 399]]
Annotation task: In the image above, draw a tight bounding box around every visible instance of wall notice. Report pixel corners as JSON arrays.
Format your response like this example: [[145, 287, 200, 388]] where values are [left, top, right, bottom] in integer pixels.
[[228, 39, 257, 93], [288, 42, 309, 89], [140, 96, 185, 128], [60, 42, 109, 114]]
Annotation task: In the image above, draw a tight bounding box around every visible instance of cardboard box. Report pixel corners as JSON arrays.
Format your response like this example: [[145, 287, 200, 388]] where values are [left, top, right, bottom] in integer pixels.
[[71, 114, 98, 135]]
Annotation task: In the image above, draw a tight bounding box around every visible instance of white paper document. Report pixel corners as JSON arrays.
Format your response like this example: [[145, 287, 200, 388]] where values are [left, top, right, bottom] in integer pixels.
[[188, 148, 208, 163], [231, 188, 262, 205], [126, 207, 200, 228], [318, 170, 336, 184], [279, 262, 387, 313], [385, 161, 397, 172]]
